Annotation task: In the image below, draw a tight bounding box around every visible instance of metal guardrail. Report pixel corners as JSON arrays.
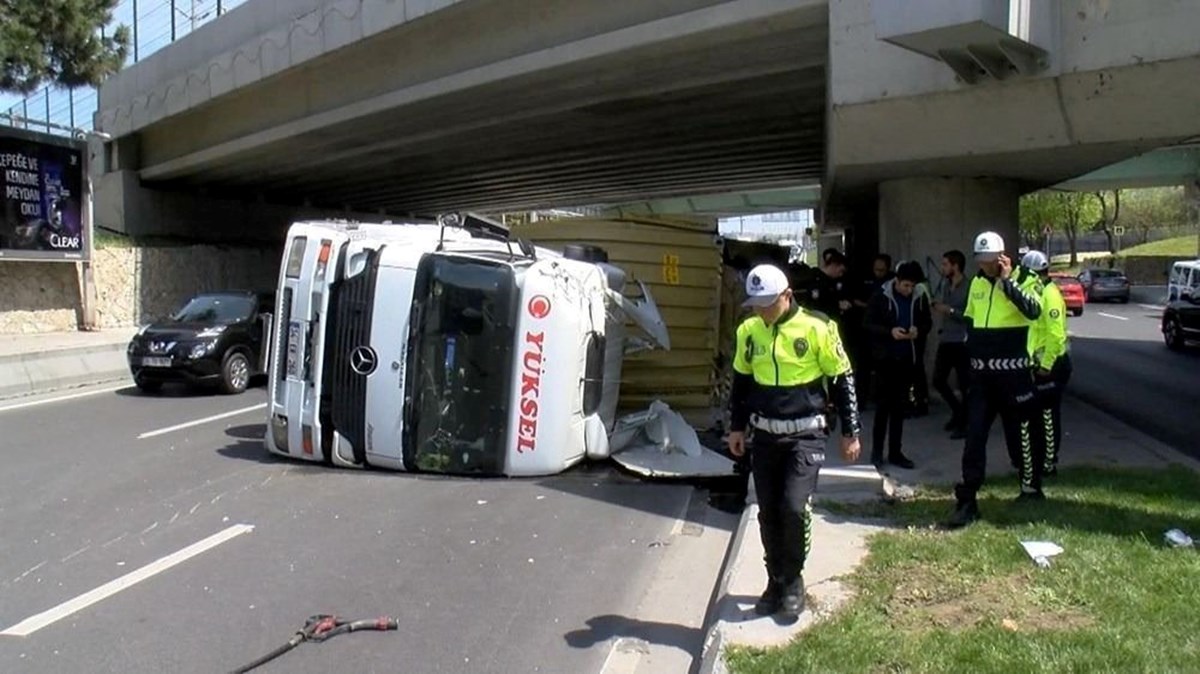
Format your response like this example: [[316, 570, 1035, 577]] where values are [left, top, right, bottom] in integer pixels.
[[2, 0, 247, 138]]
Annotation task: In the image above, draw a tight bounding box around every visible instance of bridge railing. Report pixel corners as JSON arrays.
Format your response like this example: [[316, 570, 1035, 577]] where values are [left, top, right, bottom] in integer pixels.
[[2, 0, 249, 137]]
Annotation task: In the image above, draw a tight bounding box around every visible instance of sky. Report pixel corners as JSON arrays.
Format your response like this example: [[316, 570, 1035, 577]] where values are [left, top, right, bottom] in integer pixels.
[[718, 210, 815, 240], [1, 0, 250, 134]]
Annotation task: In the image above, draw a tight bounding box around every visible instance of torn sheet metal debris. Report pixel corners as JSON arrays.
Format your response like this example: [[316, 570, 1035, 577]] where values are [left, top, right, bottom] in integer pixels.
[[608, 400, 735, 478], [1020, 540, 1064, 568]]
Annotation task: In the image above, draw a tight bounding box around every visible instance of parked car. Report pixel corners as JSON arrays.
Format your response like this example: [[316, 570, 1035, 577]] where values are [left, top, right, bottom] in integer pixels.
[[127, 290, 275, 394], [1163, 279, 1200, 351], [1078, 268, 1131, 303], [1049, 273, 1085, 316]]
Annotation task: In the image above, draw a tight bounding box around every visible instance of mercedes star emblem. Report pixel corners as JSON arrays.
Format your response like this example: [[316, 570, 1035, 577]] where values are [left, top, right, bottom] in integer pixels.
[[350, 345, 378, 376]]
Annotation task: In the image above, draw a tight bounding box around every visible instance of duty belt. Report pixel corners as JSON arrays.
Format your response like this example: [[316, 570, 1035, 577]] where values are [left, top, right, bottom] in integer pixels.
[[970, 357, 1030, 371], [749, 414, 827, 436]]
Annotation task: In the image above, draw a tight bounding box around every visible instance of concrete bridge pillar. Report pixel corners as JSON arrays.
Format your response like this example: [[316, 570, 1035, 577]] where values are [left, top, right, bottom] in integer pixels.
[[878, 177, 1021, 277]]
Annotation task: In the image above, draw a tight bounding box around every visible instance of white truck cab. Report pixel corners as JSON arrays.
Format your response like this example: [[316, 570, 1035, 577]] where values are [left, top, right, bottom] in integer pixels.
[[264, 215, 670, 477]]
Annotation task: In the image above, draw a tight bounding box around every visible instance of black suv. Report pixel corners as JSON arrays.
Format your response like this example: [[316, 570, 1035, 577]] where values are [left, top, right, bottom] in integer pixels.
[[126, 290, 275, 394]]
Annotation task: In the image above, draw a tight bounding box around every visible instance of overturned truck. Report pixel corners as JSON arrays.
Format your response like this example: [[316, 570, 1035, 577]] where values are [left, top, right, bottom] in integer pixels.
[[264, 214, 730, 477]]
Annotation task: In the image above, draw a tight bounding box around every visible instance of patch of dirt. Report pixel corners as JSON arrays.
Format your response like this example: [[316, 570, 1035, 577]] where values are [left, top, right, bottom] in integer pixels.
[[885, 572, 1094, 633]]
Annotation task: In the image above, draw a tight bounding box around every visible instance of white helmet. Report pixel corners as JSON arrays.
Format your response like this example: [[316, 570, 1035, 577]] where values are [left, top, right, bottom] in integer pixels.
[[1021, 249, 1049, 272], [973, 231, 1004, 260]]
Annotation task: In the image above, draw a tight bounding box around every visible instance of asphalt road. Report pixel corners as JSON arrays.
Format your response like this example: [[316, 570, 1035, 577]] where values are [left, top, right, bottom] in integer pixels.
[[0, 383, 733, 674], [1065, 287, 1200, 460]]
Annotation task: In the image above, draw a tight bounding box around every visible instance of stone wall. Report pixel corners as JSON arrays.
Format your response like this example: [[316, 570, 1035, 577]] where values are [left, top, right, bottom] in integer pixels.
[[1095, 254, 1195, 285], [0, 262, 82, 333], [0, 244, 281, 334]]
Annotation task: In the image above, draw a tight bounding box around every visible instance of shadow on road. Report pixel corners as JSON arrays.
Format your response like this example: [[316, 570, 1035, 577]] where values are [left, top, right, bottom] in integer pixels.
[[225, 423, 265, 440], [564, 613, 702, 656], [114, 377, 267, 398], [217, 438, 288, 465]]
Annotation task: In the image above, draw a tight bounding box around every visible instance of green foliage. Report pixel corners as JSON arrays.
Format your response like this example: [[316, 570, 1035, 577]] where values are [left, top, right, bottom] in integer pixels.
[[727, 466, 1200, 674], [1018, 190, 1098, 239], [1117, 234, 1200, 258], [0, 0, 130, 94], [1122, 187, 1192, 243]]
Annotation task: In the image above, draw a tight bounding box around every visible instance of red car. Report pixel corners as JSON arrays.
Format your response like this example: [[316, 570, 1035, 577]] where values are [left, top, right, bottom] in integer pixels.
[[1050, 273, 1085, 316]]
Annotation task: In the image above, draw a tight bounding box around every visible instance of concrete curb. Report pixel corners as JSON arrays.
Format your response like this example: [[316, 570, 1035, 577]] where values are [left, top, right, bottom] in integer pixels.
[[0, 342, 129, 401], [696, 488, 756, 674]]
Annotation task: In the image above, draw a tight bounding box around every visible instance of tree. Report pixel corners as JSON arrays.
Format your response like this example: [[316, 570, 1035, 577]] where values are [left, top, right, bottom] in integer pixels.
[[1019, 190, 1100, 266], [1122, 187, 1190, 245], [1093, 190, 1121, 255], [0, 0, 130, 95]]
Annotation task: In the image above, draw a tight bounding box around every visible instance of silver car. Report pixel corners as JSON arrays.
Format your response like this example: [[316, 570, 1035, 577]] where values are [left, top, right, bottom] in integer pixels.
[[1078, 268, 1131, 303]]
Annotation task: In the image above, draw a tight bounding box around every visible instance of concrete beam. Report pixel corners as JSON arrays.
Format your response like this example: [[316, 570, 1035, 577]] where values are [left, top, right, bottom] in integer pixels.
[[94, 170, 390, 242], [97, 0, 469, 137], [597, 185, 821, 217], [134, 0, 823, 182], [1056, 146, 1200, 192]]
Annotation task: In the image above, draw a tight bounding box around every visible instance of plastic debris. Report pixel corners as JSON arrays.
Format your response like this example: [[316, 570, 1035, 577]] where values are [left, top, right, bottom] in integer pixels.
[[1019, 540, 1064, 568], [1164, 529, 1194, 548]]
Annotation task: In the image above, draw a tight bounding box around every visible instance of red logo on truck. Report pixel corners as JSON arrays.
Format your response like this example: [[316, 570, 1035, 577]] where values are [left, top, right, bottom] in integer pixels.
[[528, 295, 551, 319], [516, 331, 545, 454]]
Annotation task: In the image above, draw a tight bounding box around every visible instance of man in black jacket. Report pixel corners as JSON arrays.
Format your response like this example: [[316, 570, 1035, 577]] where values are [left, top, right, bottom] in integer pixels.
[[864, 261, 931, 470]]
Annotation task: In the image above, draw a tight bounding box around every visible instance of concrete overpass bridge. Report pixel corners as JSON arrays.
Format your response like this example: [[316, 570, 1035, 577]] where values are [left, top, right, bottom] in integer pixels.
[[91, 0, 1200, 255]]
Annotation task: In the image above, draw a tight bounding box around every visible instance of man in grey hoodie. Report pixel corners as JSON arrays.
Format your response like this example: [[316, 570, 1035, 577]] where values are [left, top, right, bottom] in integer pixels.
[[932, 250, 971, 438]]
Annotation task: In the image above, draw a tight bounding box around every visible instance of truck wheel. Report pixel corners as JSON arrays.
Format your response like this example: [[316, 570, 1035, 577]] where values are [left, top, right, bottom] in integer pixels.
[[562, 244, 609, 263], [220, 351, 251, 394], [1072, 307, 1083, 317]]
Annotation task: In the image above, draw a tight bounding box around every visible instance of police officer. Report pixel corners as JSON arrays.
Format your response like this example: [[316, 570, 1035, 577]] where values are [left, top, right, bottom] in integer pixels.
[[1021, 250, 1072, 479], [946, 232, 1043, 528], [727, 264, 862, 621]]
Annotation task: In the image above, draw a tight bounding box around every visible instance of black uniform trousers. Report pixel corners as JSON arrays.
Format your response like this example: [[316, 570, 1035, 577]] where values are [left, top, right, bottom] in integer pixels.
[[750, 432, 825, 582], [932, 341, 970, 428], [872, 358, 914, 464], [1032, 355, 1072, 473], [911, 336, 930, 411], [956, 366, 1037, 502]]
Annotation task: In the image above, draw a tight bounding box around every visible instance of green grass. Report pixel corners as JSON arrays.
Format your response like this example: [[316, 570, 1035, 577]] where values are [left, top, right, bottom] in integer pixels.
[[726, 466, 1200, 674], [1118, 235, 1200, 257]]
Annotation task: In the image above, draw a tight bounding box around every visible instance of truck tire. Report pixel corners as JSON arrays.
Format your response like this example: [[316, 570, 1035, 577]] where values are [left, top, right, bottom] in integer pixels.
[[562, 244, 609, 264]]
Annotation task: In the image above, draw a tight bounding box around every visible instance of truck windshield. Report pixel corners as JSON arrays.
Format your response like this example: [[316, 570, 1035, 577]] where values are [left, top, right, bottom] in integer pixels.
[[405, 255, 518, 474]]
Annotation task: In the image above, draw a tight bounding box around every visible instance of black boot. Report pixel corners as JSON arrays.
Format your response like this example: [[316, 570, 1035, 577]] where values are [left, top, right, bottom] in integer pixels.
[[945, 491, 980, 529], [778, 575, 806, 622], [1015, 489, 1046, 502], [754, 576, 784, 616], [888, 452, 915, 470]]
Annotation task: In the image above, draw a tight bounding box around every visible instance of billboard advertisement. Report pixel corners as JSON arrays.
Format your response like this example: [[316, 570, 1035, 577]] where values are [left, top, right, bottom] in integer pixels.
[[0, 128, 88, 262]]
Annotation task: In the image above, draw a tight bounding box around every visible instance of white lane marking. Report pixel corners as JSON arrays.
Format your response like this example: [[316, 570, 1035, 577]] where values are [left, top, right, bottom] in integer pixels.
[[137, 403, 266, 440], [1139, 303, 1165, 312], [12, 561, 46, 584], [0, 524, 254, 638], [1097, 312, 1129, 321], [60, 545, 91, 564], [0, 385, 125, 414]]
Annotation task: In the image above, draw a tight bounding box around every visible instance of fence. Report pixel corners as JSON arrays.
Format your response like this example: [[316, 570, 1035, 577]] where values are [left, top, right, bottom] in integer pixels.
[[2, 0, 250, 137]]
